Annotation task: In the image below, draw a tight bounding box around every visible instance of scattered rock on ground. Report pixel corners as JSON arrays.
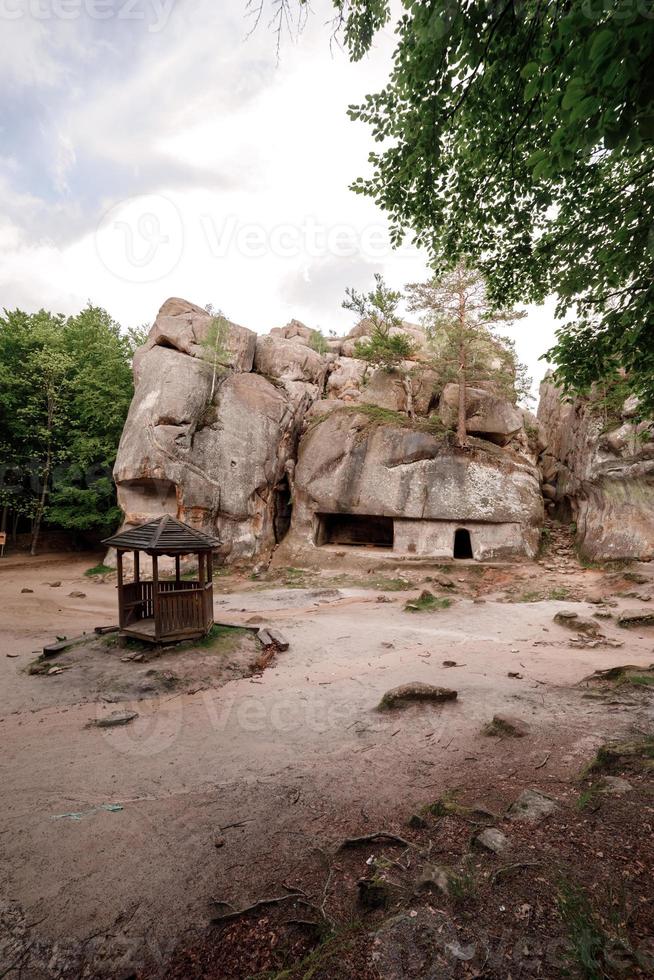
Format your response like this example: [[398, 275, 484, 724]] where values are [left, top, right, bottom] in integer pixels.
[[21, 588, 33, 594], [68, 591, 86, 598], [473, 827, 510, 854], [507, 788, 558, 822], [617, 608, 654, 628], [601, 775, 633, 795], [256, 627, 290, 650], [415, 864, 451, 896], [378, 682, 458, 710], [372, 910, 480, 980], [48, 582, 61, 588], [553, 611, 601, 635], [484, 714, 530, 738], [87, 711, 138, 728]]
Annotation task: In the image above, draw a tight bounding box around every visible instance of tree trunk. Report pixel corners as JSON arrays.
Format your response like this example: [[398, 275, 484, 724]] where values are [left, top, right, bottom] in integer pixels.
[[30, 448, 51, 557], [30, 395, 54, 557], [401, 375, 414, 419], [456, 339, 468, 448]]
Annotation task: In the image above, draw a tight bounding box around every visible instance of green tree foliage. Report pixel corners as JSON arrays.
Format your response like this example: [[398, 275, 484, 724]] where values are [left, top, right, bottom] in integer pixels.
[[0, 306, 137, 552], [315, 1, 654, 415], [308, 328, 329, 355], [343, 272, 417, 371], [200, 313, 230, 402], [406, 265, 527, 446]]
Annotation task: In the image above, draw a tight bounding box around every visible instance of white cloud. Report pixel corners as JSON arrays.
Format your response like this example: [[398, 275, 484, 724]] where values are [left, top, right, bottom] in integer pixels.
[[0, 0, 559, 389]]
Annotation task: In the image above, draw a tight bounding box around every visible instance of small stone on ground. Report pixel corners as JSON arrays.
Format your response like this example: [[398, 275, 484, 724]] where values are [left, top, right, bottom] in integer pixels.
[[473, 827, 510, 854], [507, 788, 558, 822], [378, 682, 457, 710]]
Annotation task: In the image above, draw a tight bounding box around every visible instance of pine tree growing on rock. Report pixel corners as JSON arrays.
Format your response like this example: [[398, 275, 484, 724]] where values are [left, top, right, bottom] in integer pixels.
[[405, 265, 527, 447], [343, 273, 417, 374]]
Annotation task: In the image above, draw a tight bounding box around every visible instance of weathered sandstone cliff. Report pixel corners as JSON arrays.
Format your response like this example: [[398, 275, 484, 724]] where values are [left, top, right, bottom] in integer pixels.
[[112, 297, 543, 564], [538, 379, 654, 561]]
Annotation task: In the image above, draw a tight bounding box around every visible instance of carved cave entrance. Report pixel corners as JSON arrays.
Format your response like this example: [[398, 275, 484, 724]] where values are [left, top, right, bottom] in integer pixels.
[[317, 513, 394, 549], [453, 527, 474, 559]]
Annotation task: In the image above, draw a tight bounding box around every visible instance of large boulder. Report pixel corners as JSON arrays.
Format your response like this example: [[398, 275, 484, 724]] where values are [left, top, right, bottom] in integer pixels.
[[269, 318, 315, 346], [359, 368, 408, 412], [439, 384, 523, 445], [538, 380, 654, 560], [111, 297, 543, 567], [140, 297, 256, 373], [113, 332, 310, 563], [254, 335, 326, 386], [325, 357, 367, 401], [282, 408, 542, 560]]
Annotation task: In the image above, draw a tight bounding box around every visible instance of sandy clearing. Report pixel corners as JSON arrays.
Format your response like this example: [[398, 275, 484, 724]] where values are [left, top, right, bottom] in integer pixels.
[[1, 554, 653, 976]]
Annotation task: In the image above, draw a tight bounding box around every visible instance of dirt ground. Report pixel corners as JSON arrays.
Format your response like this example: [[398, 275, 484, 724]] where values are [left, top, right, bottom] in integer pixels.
[[1, 526, 653, 978]]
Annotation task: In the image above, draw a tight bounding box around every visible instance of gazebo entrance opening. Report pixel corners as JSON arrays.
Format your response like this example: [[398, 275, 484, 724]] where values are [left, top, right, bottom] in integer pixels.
[[103, 516, 220, 643]]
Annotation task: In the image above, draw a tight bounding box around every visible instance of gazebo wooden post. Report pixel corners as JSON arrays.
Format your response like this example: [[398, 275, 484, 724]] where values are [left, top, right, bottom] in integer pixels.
[[116, 550, 124, 629], [207, 551, 213, 581], [152, 553, 160, 641], [175, 555, 181, 583], [134, 550, 140, 583], [197, 551, 206, 630]]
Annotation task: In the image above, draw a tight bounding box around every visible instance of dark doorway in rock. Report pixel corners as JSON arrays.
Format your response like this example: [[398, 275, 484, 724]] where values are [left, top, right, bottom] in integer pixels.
[[273, 476, 292, 543], [317, 513, 394, 549], [453, 527, 473, 559]]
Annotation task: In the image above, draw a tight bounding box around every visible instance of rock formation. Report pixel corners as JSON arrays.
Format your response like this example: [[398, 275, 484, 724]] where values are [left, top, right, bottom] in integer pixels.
[[112, 297, 543, 565], [537, 379, 654, 561]]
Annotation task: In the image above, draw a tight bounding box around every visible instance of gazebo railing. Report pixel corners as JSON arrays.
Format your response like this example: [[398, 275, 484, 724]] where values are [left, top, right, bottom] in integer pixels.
[[159, 586, 206, 636], [121, 580, 154, 624], [120, 579, 213, 634]]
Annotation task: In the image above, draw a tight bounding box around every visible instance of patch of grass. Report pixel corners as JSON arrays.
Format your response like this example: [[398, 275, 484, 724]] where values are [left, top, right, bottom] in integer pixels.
[[515, 590, 543, 603], [404, 592, 452, 612], [26, 657, 51, 675], [262, 921, 363, 980], [482, 717, 523, 738], [324, 403, 451, 438], [448, 858, 478, 907], [558, 882, 613, 979], [421, 792, 465, 819], [630, 674, 654, 687], [537, 526, 551, 558], [372, 577, 412, 591], [84, 563, 113, 577], [586, 736, 654, 774], [196, 623, 249, 649], [549, 586, 570, 600], [577, 553, 633, 571], [282, 566, 311, 588], [576, 786, 602, 812]]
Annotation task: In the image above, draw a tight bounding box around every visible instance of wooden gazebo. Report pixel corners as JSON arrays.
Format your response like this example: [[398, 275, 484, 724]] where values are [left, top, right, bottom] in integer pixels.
[[103, 516, 220, 643]]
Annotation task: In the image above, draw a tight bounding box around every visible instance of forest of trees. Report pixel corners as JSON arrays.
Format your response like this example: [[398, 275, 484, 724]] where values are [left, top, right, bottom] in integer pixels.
[[0, 307, 145, 554], [269, 0, 653, 417]]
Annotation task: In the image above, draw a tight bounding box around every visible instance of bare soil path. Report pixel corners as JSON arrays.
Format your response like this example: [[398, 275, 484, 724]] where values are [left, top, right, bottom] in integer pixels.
[[1, 544, 653, 978]]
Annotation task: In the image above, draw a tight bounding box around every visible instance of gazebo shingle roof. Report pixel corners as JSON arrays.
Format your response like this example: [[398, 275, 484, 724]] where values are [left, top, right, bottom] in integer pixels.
[[103, 515, 220, 554]]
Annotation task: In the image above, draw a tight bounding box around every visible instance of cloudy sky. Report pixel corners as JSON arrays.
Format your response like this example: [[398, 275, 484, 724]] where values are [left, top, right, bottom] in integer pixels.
[[1, 0, 559, 391]]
